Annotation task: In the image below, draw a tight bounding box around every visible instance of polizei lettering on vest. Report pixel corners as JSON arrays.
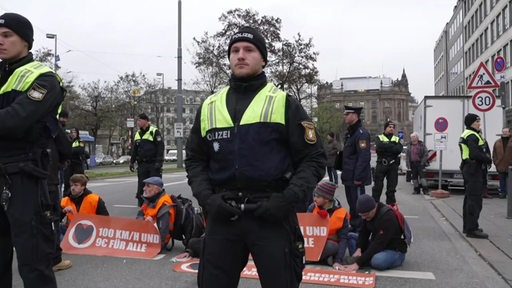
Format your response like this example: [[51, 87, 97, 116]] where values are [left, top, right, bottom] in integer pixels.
[[206, 130, 231, 141]]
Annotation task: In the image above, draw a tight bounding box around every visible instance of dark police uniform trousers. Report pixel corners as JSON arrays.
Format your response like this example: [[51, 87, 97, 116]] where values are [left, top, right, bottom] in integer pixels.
[[372, 159, 399, 204], [136, 162, 162, 206], [462, 161, 485, 233], [199, 207, 304, 288], [0, 164, 56, 288]]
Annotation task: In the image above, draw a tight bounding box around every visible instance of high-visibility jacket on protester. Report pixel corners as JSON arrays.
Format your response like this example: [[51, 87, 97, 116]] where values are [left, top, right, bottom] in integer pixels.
[[200, 83, 292, 187], [61, 194, 100, 224], [459, 129, 485, 160], [312, 205, 349, 242], [140, 193, 176, 244]]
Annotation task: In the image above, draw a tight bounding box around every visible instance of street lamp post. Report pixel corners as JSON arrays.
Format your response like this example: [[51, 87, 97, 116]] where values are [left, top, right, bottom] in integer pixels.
[[45, 33, 58, 71], [156, 73, 166, 148]]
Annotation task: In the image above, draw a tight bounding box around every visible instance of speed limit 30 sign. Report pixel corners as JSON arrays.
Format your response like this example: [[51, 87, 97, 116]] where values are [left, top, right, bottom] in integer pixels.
[[472, 90, 496, 112]]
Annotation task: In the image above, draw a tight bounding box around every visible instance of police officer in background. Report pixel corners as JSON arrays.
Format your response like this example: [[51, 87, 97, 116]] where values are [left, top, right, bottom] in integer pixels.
[[185, 26, 325, 288], [341, 105, 372, 231], [63, 127, 85, 197], [130, 113, 164, 207], [459, 113, 491, 239], [372, 120, 403, 204], [0, 12, 65, 288]]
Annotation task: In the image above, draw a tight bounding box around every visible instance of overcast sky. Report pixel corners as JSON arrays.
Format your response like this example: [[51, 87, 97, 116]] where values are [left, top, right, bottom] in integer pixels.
[[1, 0, 456, 101]]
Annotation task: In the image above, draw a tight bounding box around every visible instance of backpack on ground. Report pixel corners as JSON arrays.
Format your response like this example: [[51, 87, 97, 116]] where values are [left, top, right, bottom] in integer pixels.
[[167, 194, 205, 251], [384, 203, 413, 246]]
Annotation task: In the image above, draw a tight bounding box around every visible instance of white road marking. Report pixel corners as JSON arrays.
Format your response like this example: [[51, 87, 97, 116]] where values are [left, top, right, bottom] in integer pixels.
[[112, 204, 138, 208], [371, 269, 436, 280]]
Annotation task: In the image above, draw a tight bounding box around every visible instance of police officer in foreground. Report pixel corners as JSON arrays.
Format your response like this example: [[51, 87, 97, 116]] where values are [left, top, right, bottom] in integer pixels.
[[372, 120, 403, 204], [459, 113, 491, 239], [185, 26, 325, 288], [0, 12, 65, 288], [341, 105, 371, 231], [130, 113, 164, 207]]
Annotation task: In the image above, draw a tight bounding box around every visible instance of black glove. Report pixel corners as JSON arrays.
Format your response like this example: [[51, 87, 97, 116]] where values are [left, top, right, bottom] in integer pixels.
[[254, 193, 293, 221], [204, 192, 241, 220], [129, 163, 135, 172]]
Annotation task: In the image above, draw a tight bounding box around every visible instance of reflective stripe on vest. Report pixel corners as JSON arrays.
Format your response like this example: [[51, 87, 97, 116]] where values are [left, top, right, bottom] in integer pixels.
[[378, 134, 400, 143], [0, 61, 53, 94], [134, 125, 158, 141], [459, 129, 485, 160], [200, 83, 286, 137], [72, 139, 81, 148], [61, 194, 100, 224]]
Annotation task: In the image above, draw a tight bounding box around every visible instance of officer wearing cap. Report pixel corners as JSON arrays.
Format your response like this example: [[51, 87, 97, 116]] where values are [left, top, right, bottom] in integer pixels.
[[0, 12, 65, 288], [372, 120, 403, 205], [185, 26, 325, 288], [130, 113, 165, 207], [459, 113, 492, 239], [341, 105, 371, 231]]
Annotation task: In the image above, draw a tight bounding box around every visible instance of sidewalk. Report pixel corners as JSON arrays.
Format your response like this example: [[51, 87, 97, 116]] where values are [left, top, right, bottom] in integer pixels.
[[429, 192, 512, 285]]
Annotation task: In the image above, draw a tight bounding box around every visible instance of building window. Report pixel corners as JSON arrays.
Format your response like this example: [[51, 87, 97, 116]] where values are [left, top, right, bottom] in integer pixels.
[[504, 7, 509, 30], [371, 110, 377, 123], [491, 19, 496, 42], [497, 13, 502, 37]]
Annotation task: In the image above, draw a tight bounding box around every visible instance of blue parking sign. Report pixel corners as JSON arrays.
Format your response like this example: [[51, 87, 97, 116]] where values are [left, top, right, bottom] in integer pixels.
[[398, 130, 404, 140]]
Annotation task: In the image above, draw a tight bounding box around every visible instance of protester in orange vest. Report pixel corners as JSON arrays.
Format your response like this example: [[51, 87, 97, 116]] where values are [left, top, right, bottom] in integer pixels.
[[307, 180, 354, 268], [60, 174, 109, 236], [136, 177, 176, 251]]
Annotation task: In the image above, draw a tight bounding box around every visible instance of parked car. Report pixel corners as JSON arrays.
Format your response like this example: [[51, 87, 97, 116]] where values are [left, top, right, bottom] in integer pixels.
[[113, 155, 131, 165], [97, 155, 114, 166], [164, 150, 186, 162]]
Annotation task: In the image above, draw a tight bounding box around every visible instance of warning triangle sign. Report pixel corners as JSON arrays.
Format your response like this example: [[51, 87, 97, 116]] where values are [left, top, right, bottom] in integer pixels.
[[467, 62, 500, 90]]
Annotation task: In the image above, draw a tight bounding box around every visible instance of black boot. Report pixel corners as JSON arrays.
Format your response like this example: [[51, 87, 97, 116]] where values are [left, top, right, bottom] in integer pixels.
[[413, 187, 420, 195]]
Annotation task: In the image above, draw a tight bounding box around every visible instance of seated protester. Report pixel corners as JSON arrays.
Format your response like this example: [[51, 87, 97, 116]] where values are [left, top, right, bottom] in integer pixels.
[[307, 181, 352, 267], [61, 174, 109, 236], [136, 177, 176, 251], [336, 194, 407, 272]]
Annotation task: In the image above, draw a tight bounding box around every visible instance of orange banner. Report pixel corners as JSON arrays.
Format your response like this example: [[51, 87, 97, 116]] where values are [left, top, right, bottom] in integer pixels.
[[61, 213, 161, 259], [297, 212, 329, 261], [173, 259, 376, 288]]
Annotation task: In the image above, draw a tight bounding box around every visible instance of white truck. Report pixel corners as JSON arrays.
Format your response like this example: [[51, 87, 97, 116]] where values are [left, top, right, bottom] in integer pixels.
[[413, 95, 502, 190]]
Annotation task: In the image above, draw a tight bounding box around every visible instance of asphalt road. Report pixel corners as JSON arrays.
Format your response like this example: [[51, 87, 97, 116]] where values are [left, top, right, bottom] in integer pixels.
[[11, 171, 511, 288]]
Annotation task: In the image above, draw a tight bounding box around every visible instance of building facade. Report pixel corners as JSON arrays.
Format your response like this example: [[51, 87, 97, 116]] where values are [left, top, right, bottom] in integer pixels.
[[318, 70, 414, 142], [435, 1, 465, 96], [436, 0, 512, 126]]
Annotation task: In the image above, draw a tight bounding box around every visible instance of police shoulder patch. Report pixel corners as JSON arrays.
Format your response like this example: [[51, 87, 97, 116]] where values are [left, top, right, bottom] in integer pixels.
[[359, 140, 368, 149], [301, 121, 317, 144], [27, 83, 47, 101]]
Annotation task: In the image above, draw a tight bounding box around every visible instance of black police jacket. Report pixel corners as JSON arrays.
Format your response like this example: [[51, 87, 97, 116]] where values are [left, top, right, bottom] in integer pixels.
[[185, 72, 326, 207], [341, 120, 372, 186], [0, 53, 64, 162]]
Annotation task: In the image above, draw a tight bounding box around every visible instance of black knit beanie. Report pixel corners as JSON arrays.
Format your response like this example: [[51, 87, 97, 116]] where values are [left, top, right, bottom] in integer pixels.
[[464, 113, 480, 128], [0, 13, 33, 50], [227, 26, 268, 66], [384, 120, 396, 130]]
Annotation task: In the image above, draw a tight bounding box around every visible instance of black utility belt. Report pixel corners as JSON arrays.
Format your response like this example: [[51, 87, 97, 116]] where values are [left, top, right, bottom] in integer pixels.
[[377, 158, 398, 166]]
